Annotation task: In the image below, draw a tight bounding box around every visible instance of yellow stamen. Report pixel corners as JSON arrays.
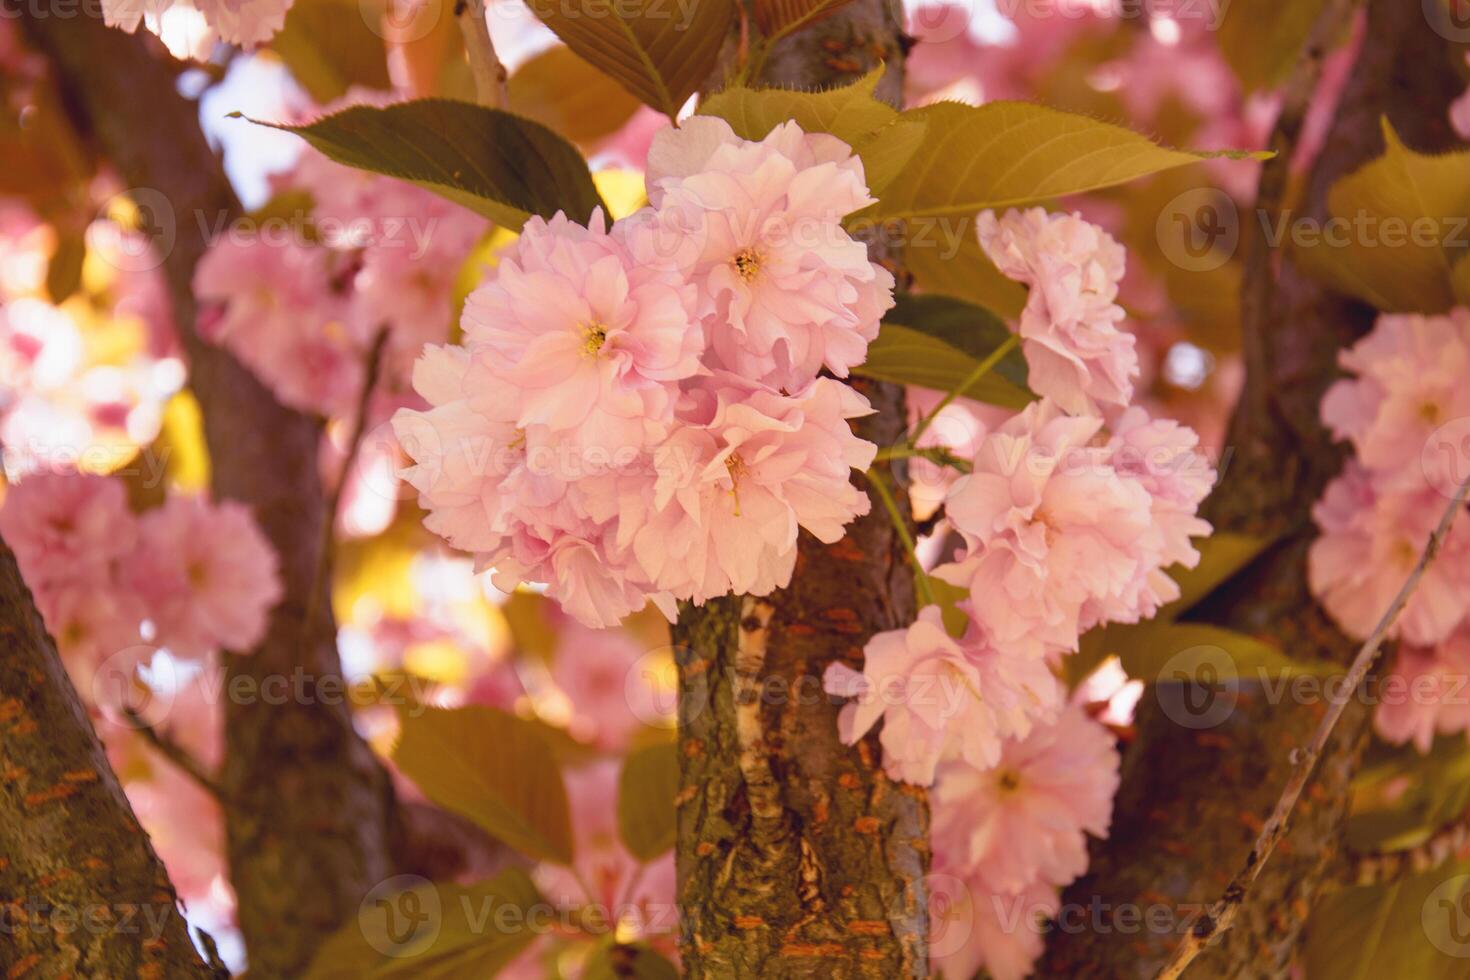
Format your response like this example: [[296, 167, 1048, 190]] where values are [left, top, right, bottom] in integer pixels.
[[732, 248, 762, 283]]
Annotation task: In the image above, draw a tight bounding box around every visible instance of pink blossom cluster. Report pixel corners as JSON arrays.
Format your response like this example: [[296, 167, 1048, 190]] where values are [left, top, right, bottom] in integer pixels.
[[977, 208, 1139, 416], [824, 207, 1211, 978], [1311, 310, 1470, 750], [195, 146, 486, 420], [394, 118, 894, 628], [101, 0, 293, 49], [0, 470, 282, 676]]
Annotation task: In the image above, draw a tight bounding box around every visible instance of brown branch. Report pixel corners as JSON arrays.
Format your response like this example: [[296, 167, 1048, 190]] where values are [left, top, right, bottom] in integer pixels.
[[455, 0, 508, 108], [17, 18, 402, 974], [0, 535, 225, 979], [1157, 472, 1470, 978], [124, 709, 229, 806]]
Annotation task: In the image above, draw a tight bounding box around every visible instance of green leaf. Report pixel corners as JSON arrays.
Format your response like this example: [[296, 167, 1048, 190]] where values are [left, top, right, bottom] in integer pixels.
[[501, 590, 559, 663], [241, 99, 606, 229], [1081, 621, 1329, 688], [1349, 739, 1470, 854], [585, 944, 681, 980], [1066, 534, 1272, 686], [617, 740, 678, 862], [45, 231, 85, 304], [699, 69, 926, 196], [508, 45, 643, 146], [904, 215, 1027, 320], [304, 868, 544, 979], [854, 294, 1032, 409], [271, 0, 393, 104], [524, 0, 737, 120], [859, 100, 1267, 222], [1298, 120, 1470, 314], [394, 705, 575, 864], [1167, 532, 1270, 616], [1304, 859, 1470, 980], [1216, 0, 1333, 91]]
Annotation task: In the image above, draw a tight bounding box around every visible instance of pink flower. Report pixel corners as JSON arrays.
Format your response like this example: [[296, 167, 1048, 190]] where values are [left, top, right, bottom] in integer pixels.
[[928, 872, 1058, 980], [36, 583, 146, 670], [932, 704, 1120, 894], [977, 208, 1139, 416], [1373, 630, 1470, 753], [1081, 406, 1215, 629], [533, 760, 675, 939], [462, 210, 701, 452], [1321, 310, 1470, 491], [643, 116, 895, 390], [935, 400, 1156, 660], [551, 621, 670, 749], [825, 605, 1061, 785], [133, 495, 283, 659], [0, 471, 137, 591], [195, 238, 364, 418], [1308, 461, 1470, 646], [193, 0, 293, 47], [626, 374, 876, 604]]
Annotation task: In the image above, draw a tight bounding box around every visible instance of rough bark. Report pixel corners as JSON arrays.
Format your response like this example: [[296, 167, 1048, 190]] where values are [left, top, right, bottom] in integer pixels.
[[0, 536, 224, 979], [1036, 3, 1464, 977], [18, 18, 399, 976], [674, 7, 926, 974]]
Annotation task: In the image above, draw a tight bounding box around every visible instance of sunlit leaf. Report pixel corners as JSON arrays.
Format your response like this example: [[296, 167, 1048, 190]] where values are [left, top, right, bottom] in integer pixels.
[[508, 45, 643, 145], [242, 99, 606, 229], [699, 69, 924, 195], [271, 0, 393, 104], [304, 868, 543, 978], [1298, 119, 1470, 314], [1216, 0, 1333, 91], [1304, 859, 1470, 980], [524, 0, 738, 120], [394, 705, 575, 864], [860, 100, 1267, 222], [617, 740, 678, 861]]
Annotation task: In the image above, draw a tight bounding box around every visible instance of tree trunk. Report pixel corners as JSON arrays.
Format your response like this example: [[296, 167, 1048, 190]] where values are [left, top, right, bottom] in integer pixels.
[[0, 536, 224, 979], [674, 5, 930, 975], [1036, 3, 1464, 976], [19, 20, 398, 976]]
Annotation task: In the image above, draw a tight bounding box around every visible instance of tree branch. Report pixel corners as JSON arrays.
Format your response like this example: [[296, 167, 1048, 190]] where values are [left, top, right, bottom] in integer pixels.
[[1157, 471, 1470, 978], [456, 0, 508, 108], [0, 535, 224, 979], [1037, 2, 1466, 976]]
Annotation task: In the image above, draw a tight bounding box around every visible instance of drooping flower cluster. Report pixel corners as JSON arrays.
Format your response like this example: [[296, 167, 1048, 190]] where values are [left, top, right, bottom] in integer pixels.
[[195, 138, 487, 420], [977, 208, 1139, 416], [394, 118, 893, 627], [0, 470, 282, 677], [1311, 310, 1470, 750], [823, 208, 1209, 979]]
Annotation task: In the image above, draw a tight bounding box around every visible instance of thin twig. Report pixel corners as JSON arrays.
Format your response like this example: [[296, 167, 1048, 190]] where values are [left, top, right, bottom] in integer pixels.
[[302, 326, 391, 647], [1155, 469, 1470, 980], [456, 0, 508, 109], [909, 334, 1017, 445], [873, 444, 972, 473], [125, 708, 228, 804], [863, 469, 935, 607]]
